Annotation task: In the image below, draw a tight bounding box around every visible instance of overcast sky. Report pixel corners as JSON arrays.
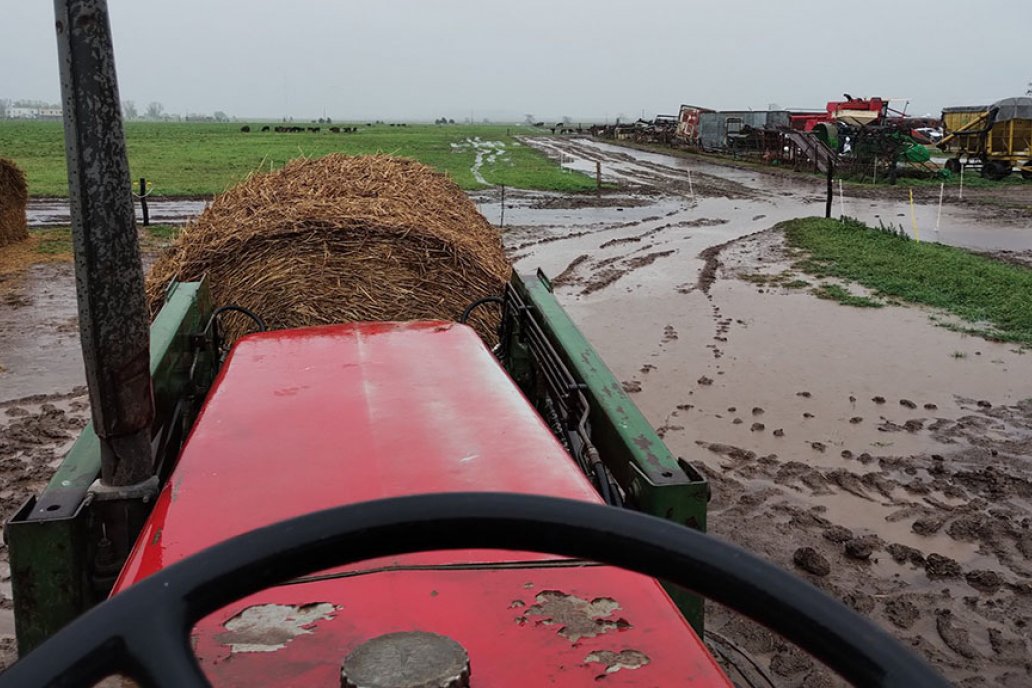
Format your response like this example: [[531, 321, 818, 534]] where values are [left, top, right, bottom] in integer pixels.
[[3, 1, 1030, 122]]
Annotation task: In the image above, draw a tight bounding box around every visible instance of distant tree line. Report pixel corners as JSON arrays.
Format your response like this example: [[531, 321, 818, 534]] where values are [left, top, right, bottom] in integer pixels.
[[118, 100, 237, 123]]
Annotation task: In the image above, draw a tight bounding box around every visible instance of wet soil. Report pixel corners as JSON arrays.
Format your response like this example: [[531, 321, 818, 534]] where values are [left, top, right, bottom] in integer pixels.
[[611, 139, 1032, 224], [502, 140, 1032, 686], [0, 391, 89, 646], [26, 197, 207, 227], [1, 140, 1031, 683]]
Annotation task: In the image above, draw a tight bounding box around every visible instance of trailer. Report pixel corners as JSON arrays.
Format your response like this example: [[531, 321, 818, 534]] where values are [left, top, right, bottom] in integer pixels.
[[939, 97, 1032, 180], [674, 104, 715, 146]]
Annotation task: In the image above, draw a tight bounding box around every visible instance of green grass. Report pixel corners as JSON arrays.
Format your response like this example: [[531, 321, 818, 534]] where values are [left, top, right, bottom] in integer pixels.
[[0, 121, 595, 197], [811, 283, 883, 308], [33, 228, 72, 255], [27, 224, 178, 257], [784, 217, 1032, 344], [145, 224, 180, 240]]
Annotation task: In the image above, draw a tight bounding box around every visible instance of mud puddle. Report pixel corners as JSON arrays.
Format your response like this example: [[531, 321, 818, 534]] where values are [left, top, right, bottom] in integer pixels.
[[27, 198, 208, 227], [0, 262, 83, 403], [508, 212, 1032, 685], [0, 390, 90, 658], [527, 137, 1032, 253]]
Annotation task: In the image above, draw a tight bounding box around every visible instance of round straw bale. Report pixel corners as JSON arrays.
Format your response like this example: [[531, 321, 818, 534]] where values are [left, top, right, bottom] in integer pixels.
[[147, 154, 511, 341], [0, 158, 29, 247]]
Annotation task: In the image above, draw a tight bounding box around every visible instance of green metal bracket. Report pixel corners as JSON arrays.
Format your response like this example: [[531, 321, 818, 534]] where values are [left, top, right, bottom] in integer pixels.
[[6, 280, 216, 655], [504, 272, 710, 633]]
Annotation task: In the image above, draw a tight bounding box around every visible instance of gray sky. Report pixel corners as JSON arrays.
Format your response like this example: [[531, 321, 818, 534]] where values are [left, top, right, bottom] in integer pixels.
[[3, 1, 1030, 122]]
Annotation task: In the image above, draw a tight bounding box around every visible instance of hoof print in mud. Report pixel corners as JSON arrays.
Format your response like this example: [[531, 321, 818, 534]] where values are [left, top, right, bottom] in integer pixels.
[[886, 544, 926, 566], [792, 547, 831, 577], [964, 569, 1003, 594], [925, 553, 962, 580], [843, 538, 876, 561], [883, 598, 920, 630], [822, 526, 854, 544], [912, 517, 946, 536]]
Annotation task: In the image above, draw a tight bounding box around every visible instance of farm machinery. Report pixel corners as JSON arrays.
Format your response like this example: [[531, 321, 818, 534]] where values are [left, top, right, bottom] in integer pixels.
[[0, 2, 949, 686], [938, 98, 1032, 180]]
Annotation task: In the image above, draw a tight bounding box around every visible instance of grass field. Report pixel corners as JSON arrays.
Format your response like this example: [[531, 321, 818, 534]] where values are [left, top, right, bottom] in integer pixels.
[[0, 121, 595, 197], [784, 217, 1032, 345]]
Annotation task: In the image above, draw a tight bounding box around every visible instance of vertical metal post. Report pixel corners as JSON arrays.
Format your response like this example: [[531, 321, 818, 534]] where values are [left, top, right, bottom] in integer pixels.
[[499, 184, 505, 228], [139, 177, 149, 226], [55, 0, 154, 486], [596, 161, 602, 196], [825, 163, 834, 219]]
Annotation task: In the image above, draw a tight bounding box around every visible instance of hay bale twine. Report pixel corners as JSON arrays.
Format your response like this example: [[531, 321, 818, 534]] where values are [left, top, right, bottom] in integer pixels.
[[0, 159, 29, 247], [147, 154, 511, 341]]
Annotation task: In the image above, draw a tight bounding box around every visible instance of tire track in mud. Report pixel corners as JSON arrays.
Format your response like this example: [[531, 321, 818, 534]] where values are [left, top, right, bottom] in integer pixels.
[[527, 137, 766, 201], [670, 228, 1032, 686]]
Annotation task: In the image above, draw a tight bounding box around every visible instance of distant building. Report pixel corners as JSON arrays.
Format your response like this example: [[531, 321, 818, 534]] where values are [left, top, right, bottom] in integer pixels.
[[7, 106, 62, 120]]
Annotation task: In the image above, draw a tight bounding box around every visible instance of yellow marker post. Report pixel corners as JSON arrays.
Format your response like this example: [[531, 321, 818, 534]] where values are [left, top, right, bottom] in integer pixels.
[[909, 188, 920, 243]]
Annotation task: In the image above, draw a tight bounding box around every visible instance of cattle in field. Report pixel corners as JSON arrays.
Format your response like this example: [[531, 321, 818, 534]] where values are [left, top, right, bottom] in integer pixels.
[[261, 125, 271, 132], [307, 127, 320, 133], [240, 125, 251, 132]]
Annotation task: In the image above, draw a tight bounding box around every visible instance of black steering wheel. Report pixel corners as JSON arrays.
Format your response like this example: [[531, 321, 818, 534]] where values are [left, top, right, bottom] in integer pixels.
[[0, 493, 948, 687]]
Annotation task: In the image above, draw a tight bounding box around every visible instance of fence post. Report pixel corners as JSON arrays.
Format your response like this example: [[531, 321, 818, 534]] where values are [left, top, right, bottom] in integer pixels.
[[596, 161, 602, 196], [500, 184, 505, 228], [825, 164, 834, 219], [139, 177, 149, 226]]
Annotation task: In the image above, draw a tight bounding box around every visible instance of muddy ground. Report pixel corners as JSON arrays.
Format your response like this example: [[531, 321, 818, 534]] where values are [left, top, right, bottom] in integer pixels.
[[2, 139, 1031, 684]]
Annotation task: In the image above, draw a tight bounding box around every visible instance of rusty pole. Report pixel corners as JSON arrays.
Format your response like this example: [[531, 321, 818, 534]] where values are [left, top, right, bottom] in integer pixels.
[[54, 0, 154, 486]]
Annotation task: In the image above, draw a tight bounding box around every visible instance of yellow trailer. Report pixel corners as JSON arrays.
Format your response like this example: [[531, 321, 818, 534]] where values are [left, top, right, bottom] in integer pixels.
[[938, 97, 1032, 180]]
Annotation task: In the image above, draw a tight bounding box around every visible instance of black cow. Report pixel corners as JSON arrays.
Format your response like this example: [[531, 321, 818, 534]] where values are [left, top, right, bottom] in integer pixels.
[[240, 125, 251, 133], [261, 125, 271, 132]]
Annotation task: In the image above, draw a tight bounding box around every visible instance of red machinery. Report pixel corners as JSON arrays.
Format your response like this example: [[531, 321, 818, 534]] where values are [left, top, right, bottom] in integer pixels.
[[112, 321, 731, 685], [790, 95, 890, 131]]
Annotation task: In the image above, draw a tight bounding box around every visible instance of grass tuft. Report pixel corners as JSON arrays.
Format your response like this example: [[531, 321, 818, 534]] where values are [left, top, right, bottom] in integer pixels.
[[812, 283, 883, 308]]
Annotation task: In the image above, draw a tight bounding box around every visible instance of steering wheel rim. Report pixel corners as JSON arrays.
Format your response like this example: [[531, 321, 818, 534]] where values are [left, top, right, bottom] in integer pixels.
[[0, 493, 948, 688]]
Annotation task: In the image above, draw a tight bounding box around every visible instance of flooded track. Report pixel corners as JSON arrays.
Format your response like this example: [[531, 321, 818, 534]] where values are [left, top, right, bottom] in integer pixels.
[[528, 137, 1032, 252], [27, 198, 208, 227], [496, 140, 1032, 686], [2, 140, 1031, 683]]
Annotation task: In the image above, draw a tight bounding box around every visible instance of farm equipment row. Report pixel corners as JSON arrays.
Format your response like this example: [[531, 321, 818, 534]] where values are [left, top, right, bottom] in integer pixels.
[[585, 93, 1032, 182]]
